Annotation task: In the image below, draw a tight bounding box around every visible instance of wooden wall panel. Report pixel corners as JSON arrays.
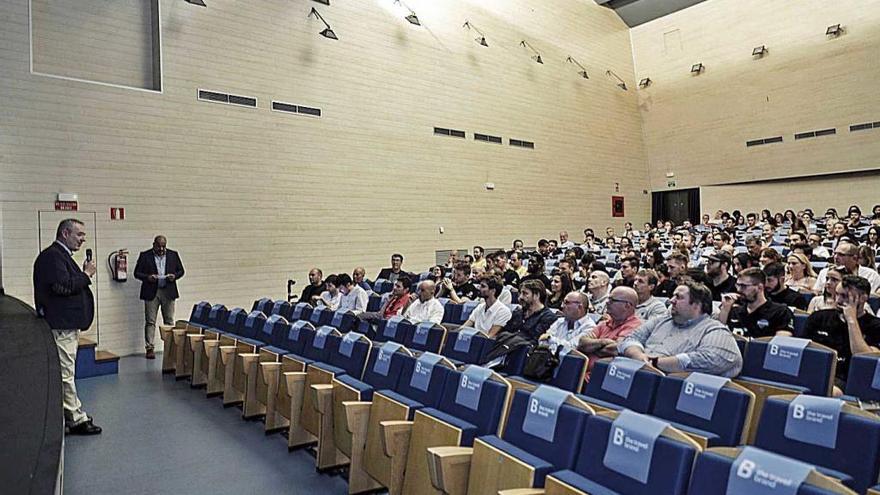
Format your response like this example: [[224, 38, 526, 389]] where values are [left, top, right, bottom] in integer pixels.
[[0, 0, 649, 355]]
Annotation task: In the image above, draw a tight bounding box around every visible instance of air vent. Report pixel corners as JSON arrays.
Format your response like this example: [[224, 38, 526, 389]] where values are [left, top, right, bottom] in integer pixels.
[[795, 127, 836, 140], [198, 89, 257, 108], [434, 127, 466, 138], [509, 139, 535, 149], [475, 133, 502, 144], [850, 122, 874, 132], [746, 136, 783, 147], [271, 101, 322, 117]]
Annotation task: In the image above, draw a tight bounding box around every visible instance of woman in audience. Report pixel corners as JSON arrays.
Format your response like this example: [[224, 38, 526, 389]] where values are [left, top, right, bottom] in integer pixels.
[[547, 273, 573, 310], [644, 248, 664, 270], [783, 209, 797, 225], [733, 252, 758, 275], [865, 226, 880, 249], [788, 217, 808, 236], [759, 247, 784, 267], [807, 266, 850, 313], [773, 212, 785, 226], [785, 253, 817, 293], [429, 265, 446, 295], [760, 209, 773, 225], [858, 245, 878, 272]]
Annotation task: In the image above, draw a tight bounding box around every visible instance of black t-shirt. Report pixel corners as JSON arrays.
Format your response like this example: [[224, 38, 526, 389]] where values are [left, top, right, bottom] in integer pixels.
[[653, 279, 677, 298], [300, 283, 324, 304], [454, 281, 479, 301], [505, 306, 559, 342], [769, 287, 808, 311], [709, 275, 737, 301], [727, 300, 794, 338], [805, 310, 880, 380], [521, 273, 552, 291], [502, 269, 521, 288]]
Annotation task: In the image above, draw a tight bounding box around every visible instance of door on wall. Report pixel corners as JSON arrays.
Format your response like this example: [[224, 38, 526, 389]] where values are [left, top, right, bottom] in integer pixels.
[[652, 188, 700, 225], [38, 210, 100, 343]]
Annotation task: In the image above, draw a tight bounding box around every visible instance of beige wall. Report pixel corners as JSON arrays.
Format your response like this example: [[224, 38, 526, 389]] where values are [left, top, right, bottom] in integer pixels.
[[631, 0, 880, 191], [0, 0, 649, 355]]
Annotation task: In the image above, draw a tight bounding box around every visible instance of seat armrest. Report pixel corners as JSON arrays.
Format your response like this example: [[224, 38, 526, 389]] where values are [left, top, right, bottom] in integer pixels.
[[497, 490, 545, 495], [218, 345, 237, 364], [283, 372, 307, 398], [379, 420, 413, 458], [426, 446, 473, 495], [342, 401, 372, 434], [311, 384, 334, 414]]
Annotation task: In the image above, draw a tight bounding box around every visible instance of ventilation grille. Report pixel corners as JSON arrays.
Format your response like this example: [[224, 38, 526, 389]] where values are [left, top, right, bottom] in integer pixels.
[[271, 101, 322, 117], [198, 89, 257, 108], [509, 138, 535, 149], [475, 133, 502, 144], [794, 127, 836, 140], [434, 127, 466, 138], [850, 121, 880, 132], [746, 136, 783, 147]]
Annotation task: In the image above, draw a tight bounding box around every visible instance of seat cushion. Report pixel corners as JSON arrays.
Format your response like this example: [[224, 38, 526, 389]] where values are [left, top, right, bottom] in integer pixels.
[[478, 436, 553, 487], [335, 374, 373, 402], [663, 420, 722, 447], [261, 345, 289, 356], [737, 376, 810, 394], [549, 470, 620, 495], [377, 389, 425, 420], [310, 361, 346, 376], [579, 395, 625, 412], [237, 337, 264, 347], [420, 407, 479, 446]]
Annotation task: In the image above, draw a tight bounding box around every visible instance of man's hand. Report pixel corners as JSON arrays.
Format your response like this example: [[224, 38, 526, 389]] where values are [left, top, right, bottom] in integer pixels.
[[841, 301, 859, 325], [83, 260, 97, 277], [538, 332, 550, 341], [166, 274, 176, 282], [442, 278, 454, 290], [720, 293, 739, 310], [626, 348, 649, 362], [148, 274, 159, 282]]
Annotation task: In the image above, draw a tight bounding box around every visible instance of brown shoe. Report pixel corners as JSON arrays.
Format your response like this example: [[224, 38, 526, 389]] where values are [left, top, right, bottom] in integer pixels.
[[146, 349, 156, 359]]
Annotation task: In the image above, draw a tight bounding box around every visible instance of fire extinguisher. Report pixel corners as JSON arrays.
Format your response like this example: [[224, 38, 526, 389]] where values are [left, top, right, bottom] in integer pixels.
[[109, 249, 128, 282]]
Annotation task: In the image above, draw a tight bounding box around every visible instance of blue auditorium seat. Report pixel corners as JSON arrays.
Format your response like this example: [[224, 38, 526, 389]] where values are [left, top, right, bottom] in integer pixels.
[[441, 301, 462, 324], [844, 353, 880, 403], [508, 351, 588, 393], [373, 315, 412, 344], [309, 306, 334, 327], [403, 322, 446, 354], [204, 304, 229, 330], [580, 357, 663, 412], [188, 301, 212, 326], [460, 300, 480, 324], [651, 373, 754, 447], [258, 314, 290, 349], [372, 279, 393, 294], [330, 309, 357, 333], [251, 297, 272, 314], [290, 302, 312, 322], [736, 337, 836, 396], [366, 293, 383, 312], [441, 327, 491, 365]]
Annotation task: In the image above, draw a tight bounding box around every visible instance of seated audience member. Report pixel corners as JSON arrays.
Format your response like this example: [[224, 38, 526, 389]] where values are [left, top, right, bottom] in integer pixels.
[[744, 212, 762, 233], [584, 270, 611, 315], [300, 268, 325, 305], [337, 273, 368, 314], [536, 239, 551, 258], [744, 235, 763, 258], [633, 269, 668, 321], [559, 230, 575, 249], [758, 247, 784, 267], [506, 279, 558, 342], [761, 223, 776, 246], [619, 280, 742, 377], [705, 252, 736, 301], [785, 253, 817, 293], [557, 258, 582, 290], [540, 291, 596, 353], [485, 268, 514, 305], [317, 274, 341, 311], [445, 250, 460, 269], [358, 276, 412, 325], [471, 245, 487, 269], [805, 275, 880, 396], [654, 253, 687, 298], [462, 274, 512, 337], [859, 245, 878, 272], [763, 262, 807, 311], [376, 253, 412, 284], [787, 231, 806, 248], [437, 262, 479, 303], [352, 267, 371, 291], [828, 221, 851, 250], [612, 256, 639, 288], [509, 250, 528, 278], [548, 239, 559, 257], [807, 233, 832, 259], [520, 252, 551, 289], [491, 249, 520, 287], [813, 242, 880, 294], [865, 226, 880, 250], [732, 252, 758, 275], [403, 280, 444, 324], [846, 205, 866, 229], [512, 239, 524, 251], [578, 287, 642, 379], [808, 266, 849, 313], [547, 273, 574, 310], [717, 267, 794, 338]]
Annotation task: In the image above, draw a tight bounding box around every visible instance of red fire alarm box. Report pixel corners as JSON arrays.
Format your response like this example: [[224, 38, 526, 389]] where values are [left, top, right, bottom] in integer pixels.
[[612, 196, 625, 217]]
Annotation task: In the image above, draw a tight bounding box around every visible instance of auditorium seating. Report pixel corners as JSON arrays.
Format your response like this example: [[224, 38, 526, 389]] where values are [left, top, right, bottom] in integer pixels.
[[426, 384, 594, 494], [309, 306, 335, 327], [238, 314, 290, 418], [257, 320, 316, 431], [506, 350, 590, 393], [650, 372, 755, 447], [402, 321, 446, 354], [220, 310, 268, 406], [579, 357, 664, 413], [372, 315, 412, 344], [753, 395, 880, 493], [843, 353, 880, 404], [441, 327, 492, 365]]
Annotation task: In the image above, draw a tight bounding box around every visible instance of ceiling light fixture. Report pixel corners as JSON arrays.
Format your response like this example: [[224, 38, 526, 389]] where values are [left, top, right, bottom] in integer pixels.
[[606, 70, 627, 91], [638, 77, 652, 88], [752, 45, 768, 57], [825, 24, 843, 37], [393, 0, 420, 26], [565, 56, 589, 79], [184, 0, 206, 6], [520, 40, 543, 64], [463, 21, 488, 47], [309, 8, 337, 40], [690, 62, 704, 74]]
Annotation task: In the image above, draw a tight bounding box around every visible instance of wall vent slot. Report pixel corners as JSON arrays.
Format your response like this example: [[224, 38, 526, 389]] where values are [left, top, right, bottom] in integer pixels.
[[228, 95, 257, 107], [475, 133, 502, 144], [272, 101, 321, 117], [746, 136, 783, 147]]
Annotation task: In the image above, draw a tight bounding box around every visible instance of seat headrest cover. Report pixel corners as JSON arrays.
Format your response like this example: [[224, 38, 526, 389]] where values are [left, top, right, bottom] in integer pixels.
[[726, 446, 812, 495], [602, 409, 669, 483], [410, 352, 444, 392], [384, 315, 405, 337], [313, 326, 334, 349], [226, 308, 244, 324], [454, 327, 480, 352], [373, 342, 403, 376], [522, 385, 571, 442], [783, 395, 843, 449], [339, 332, 364, 358], [600, 357, 646, 399], [871, 358, 880, 390], [454, 365, 494, 411], [675, 372, 730, 420], [763, 336, 810, 376], [245, 310, 263, 328], [413, 322, 434, 346]]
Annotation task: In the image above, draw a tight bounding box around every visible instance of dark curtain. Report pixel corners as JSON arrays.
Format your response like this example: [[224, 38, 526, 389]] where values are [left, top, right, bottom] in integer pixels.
[[687, 188, 701, 225], [651, 192, 664, 224]]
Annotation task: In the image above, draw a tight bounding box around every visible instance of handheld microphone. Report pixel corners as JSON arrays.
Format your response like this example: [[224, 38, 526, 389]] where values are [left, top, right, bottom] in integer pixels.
[[86, 249, 93, 263]]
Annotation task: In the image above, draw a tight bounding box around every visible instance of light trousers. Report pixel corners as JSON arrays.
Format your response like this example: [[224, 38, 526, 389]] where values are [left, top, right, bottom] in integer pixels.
[[52, 329, 88, 426], [144, 287, 175, 351]]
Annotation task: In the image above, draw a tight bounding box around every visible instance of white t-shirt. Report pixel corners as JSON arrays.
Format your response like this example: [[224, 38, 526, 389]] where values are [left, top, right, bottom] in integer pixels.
[[403, 297, 444, 324], [317, 291, 341, 311], [813, 265, 880, 294], [339, 285, 369, 314], [469, 300, 512, 335], [544, 314, 597, 353]]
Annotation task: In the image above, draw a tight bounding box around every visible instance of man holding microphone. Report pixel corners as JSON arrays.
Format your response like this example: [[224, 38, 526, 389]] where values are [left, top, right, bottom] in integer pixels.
[[33, 218, 101, 435], [135, 235, 185, 359]]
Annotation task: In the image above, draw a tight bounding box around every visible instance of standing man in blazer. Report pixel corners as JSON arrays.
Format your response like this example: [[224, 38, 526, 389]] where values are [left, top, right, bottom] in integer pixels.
[[135, 235, 185, 359], [33, 218, 101, 435]]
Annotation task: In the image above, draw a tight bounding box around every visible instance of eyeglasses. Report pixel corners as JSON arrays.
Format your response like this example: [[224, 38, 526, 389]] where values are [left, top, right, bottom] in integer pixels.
[[735, 282, 759, 289], [833, 252, 855, 257], [607, 297, 631, 305], [563, 300, 583, 306]]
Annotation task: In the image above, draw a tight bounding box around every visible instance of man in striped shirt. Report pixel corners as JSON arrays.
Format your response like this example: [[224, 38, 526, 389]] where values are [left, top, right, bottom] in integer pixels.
[[619, 279, 742, 377]]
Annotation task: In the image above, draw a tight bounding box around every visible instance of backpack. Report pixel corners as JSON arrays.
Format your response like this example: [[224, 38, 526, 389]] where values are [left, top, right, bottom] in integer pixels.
[[482, 331, 534, 373], [522, 344, 561, 382]]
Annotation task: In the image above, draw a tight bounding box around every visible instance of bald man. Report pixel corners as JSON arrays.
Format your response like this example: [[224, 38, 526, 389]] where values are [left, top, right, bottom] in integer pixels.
[[403, 280, 444, 324], [584, 270, 611, 314], [577, 286, 642, 381], [135, 235, 185, 359], [540, 291, 596, 353]]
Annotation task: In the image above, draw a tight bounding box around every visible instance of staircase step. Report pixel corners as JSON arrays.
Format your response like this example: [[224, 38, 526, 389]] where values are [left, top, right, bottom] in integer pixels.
[[95, 350, 120, 363], [78, 337, 97, 349]]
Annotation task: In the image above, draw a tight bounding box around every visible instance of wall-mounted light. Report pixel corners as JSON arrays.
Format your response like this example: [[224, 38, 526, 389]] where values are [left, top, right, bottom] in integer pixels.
[[752, 45, 768, 57], [565, 56, 589, 79], [312, 0, 330, 5], [690, 62, 704, 74], [826, 24, 843, 37], [309, 8, 337, 40], [184, 0, 206, 6], [638, 77, 652, 89], [393, 0, 420, 26], [463, 21, 488, 47], [520, 40, 543, 64], [606, 70, 627, 91]]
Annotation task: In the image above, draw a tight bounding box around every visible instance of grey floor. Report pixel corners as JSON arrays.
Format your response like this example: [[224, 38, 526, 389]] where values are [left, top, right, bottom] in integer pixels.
[[64, 355, 351, 495]]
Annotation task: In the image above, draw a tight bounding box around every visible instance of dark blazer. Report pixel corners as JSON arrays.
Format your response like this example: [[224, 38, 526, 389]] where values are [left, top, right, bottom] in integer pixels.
[[134, 249, 185, 301], [376, 268, 415, 283], [33, 242, 95, 330]]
